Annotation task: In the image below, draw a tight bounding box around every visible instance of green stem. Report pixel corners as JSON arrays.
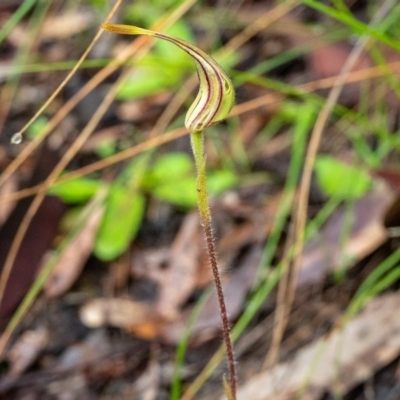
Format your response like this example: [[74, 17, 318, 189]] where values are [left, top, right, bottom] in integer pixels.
[[190, 131, 237, 399]]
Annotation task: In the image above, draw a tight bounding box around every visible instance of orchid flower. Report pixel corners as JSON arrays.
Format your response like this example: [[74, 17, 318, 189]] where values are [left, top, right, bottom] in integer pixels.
[[102, 23, 237, 399]]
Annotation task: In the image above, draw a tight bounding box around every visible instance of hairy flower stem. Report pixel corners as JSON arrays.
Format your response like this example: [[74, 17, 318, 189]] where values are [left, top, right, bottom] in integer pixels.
[[100, 23, 236, 397], [190, 131, 237, 399]]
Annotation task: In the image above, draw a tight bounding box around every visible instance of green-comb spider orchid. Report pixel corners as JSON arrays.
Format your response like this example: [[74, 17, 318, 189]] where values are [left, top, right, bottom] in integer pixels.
[[101, 23, 237, 398]]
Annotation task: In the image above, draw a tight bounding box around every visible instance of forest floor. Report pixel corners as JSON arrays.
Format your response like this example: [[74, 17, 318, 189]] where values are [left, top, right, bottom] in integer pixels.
[[1, 0, 400, 399]]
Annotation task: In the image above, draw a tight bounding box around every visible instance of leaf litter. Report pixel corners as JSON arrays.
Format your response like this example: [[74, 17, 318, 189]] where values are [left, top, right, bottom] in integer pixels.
[[1, 1, 400, 399], [234, 293, 400, 400]]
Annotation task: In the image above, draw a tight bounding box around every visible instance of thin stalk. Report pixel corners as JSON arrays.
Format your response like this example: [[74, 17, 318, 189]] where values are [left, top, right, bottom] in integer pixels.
[[190, 130, 236, 398], [101, 23, 237, 397]]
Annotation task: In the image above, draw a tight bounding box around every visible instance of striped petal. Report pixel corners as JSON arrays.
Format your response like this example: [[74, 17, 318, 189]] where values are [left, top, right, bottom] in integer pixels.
[[102, 23, 235, 134]]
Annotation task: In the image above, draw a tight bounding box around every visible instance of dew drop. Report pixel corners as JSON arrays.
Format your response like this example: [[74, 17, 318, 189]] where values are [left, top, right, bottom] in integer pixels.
[[11, 132, 22, 144]]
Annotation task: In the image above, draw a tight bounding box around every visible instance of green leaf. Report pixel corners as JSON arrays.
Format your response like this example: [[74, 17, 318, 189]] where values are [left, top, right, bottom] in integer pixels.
[[207, 170, 238, 195], [144, 153, 198, 208], [27, 116, 48, 139], [115, 22, 193, 101], [49, 178, 101, 203], [152, 176, 197, 208], [94, 157, 147, 261], [95, 139, 118, 159], [94, 189, 145, 261], [151, 169, 238, 208], [117, 66, 177, 100], [145, 152, 193, 186], [143, 153, 237, 208], [315, 156, 372, 200], [124, 2, 186, 27], [90, 0, 108, 12], [154, 20, 194, 63]]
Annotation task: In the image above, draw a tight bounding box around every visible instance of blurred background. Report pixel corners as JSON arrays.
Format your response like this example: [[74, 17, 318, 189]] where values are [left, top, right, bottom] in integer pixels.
[[1, 0, 400, 399]]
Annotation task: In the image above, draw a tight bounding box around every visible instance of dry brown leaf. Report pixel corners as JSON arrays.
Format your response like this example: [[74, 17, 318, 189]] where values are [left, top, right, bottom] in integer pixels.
[[80, 298, 162, 340], [132, 247, 170, 283], [116, 92, 171, 122], [44, 195, 105, 298], [162, 246, 263, 345], [0, 172, 17, 226], [5, 327, 48, 378], [0, 197, 66, 319], [116, 101, 145, 122], [374, 168, 400, 192], [57, 330, 111, 369], [46, 375, 90, 399], [218, 200, 279, 256], [308, 41, 372, 105], [6, 10, 94, 48], [134, 197, 277, 325], [238, 114, 270, 146], [81, 125, 128, 153], [160, 198, 278, 344], [156, 212, 202, 320], [298, 182, 394, 287], [40, 10, 95, 40], [134, 358, 160, 400], [233, 292, 400, 400]]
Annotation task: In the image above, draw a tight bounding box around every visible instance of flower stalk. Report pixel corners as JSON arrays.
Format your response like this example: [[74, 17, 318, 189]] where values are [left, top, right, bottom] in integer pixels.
[[102, 23, 236, 398]]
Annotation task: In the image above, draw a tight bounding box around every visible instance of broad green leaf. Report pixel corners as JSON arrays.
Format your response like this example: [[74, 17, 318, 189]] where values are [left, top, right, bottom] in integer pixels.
[[152, 169, 238, 208], [94, 157, 147, 261], [117, 66, 177, 100], [116, 21, 193, 101], [49, 178, 101, 203], [94, 189, 145, 261], [153, 177, 197, 208], [315, 155, 372, 200], [144, 153, 196, 207], [90, 0, 108, 12], [207, 170, 238, 194], [125, 1, 185, 27], [154, 20, 194, 63], [27, 116, 48, 139], [95, 139, 118, 159], [144, 152, 193, 186]]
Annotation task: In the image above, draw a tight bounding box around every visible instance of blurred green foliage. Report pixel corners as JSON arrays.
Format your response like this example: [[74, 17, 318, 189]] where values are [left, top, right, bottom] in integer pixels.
[[117, 20, 194, 100], [314, 155, 372, 200], [50, 152, 238, 261]]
